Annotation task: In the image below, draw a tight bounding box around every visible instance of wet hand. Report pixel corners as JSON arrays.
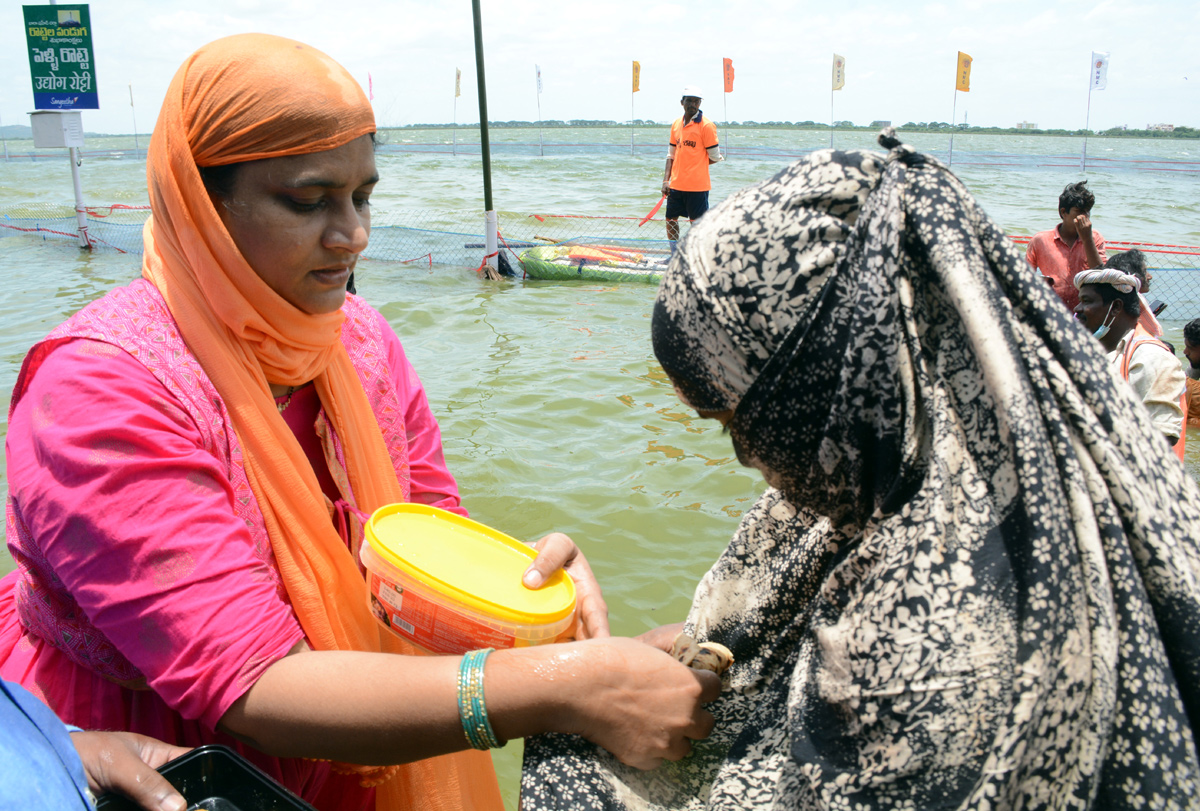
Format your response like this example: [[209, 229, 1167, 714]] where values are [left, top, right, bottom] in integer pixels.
[[524, 532, 610, 639], [568, 637, 720, 770], [71, 731, 189, 811]]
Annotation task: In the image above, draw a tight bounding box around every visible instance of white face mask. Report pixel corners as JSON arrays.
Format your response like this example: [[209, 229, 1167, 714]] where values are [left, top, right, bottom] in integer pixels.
[[1093, 301, 1116, 340]]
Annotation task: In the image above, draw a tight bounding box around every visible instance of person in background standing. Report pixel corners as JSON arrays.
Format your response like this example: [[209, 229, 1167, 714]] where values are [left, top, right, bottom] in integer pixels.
[[661, 85, 721, 248], [1026, 180, 1106, 311]]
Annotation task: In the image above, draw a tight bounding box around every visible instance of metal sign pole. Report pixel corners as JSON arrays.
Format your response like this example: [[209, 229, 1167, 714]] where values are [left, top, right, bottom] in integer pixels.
[[69, 145, 89, 248]]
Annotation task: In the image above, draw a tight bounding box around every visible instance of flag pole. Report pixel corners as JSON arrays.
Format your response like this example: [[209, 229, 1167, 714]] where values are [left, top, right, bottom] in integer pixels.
[[453, 76, 458, 157], [1082, 58, 1094, 171], [1, 112, 9, 162], [830, 88, 834, 148], [128, 84, 139, 159], [949, 88, 958, 167], [631, 90, 635, 156], [536, 66, 543, 157]]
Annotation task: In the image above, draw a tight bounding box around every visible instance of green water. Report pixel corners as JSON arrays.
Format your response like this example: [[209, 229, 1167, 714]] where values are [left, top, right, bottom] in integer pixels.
[[1, 130, 1198, 807]]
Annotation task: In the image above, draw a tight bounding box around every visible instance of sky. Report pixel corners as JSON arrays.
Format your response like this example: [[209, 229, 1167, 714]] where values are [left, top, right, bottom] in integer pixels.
[[1, 0, 1198, 137]]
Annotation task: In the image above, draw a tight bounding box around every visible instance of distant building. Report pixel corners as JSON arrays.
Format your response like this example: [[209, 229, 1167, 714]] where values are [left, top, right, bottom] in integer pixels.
[[1148, 123, 1175, 132], [1016, 121, 1038, 129]]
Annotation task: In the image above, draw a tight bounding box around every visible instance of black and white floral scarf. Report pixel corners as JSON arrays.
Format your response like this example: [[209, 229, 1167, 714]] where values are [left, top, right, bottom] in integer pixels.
[[521, 132, 1200, 810]]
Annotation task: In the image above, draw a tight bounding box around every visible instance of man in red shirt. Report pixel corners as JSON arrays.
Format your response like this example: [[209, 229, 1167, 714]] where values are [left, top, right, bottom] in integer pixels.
[[661, 85, 721, 245], [1025, 180, 1106, 311]]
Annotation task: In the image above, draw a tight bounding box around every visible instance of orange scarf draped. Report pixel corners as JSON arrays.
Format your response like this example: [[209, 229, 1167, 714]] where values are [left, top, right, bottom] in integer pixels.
[[141, 34, 500, 811]]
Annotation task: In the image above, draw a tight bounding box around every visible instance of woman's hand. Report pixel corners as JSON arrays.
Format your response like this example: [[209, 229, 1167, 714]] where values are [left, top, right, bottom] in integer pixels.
[[555, 638, 721, 770], [71, 731, 189, 811], [524, 532, 609, 639], [637, 621, 687, 653]]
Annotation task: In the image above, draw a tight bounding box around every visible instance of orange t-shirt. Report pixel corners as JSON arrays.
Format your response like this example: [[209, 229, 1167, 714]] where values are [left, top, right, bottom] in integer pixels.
[[669, 113, 719, 192]]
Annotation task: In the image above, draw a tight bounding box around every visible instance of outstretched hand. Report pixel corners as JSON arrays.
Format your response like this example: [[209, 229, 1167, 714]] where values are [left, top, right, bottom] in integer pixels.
[[567, 637, 721, 770], [71, 731, 189, 811], [524, 532, 610, 639]]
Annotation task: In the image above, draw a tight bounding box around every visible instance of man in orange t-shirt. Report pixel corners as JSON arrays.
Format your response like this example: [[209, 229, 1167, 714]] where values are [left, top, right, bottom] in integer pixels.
[[661, 85, 721, 245], [1025, 180, 1106, 311]]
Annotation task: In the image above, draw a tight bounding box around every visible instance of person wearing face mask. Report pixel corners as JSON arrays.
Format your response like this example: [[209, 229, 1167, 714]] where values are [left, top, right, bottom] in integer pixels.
[[1074, 268, 1186, 455]]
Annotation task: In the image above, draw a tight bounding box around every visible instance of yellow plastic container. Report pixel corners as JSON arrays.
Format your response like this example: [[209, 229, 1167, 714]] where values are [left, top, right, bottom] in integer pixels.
[[360, 503, 576, 655]]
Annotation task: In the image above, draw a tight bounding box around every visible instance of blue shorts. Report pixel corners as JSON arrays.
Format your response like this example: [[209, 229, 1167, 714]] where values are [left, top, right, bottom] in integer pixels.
[[665, 189, 709, 221]]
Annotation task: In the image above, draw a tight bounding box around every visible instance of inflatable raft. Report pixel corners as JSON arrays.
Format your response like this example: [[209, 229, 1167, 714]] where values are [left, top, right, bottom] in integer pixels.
[[517, 243, 669, 283]]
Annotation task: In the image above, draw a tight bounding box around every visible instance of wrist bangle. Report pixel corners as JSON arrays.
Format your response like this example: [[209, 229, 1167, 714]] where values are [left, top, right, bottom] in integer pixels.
[[457, 648, 504, 750]]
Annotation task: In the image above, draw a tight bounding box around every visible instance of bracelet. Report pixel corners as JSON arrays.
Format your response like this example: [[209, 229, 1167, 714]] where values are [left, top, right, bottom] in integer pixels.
[[457, 648, 504, 750]]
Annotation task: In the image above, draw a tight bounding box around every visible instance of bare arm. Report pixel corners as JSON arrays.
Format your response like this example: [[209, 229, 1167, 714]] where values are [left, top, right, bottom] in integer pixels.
[[219, 636, 719, 771], [662, 157, 674, 197]]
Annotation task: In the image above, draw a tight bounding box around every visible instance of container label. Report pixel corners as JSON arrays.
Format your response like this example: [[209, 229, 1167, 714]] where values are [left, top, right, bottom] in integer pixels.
[[368, 572, 516, 654]]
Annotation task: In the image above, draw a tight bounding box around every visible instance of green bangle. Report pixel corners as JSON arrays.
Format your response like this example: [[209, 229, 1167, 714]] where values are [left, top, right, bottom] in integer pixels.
[[457, 648, 504, 750]]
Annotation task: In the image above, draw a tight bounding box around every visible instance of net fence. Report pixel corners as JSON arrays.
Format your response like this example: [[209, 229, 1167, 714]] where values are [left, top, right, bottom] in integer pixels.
[[3, 140, 1199, 173], [4, 202, 1200, 316]]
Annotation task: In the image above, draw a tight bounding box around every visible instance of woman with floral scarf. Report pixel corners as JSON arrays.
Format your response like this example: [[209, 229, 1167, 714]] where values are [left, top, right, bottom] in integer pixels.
[[522, 132, 1200, 810]]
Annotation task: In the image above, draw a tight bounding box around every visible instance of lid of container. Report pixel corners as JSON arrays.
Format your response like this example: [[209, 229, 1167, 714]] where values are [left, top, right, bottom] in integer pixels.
[[365, 504, 576, 625]]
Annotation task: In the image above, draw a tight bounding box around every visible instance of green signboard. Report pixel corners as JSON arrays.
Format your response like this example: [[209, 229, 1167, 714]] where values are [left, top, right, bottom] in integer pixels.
[[23, 4, 98, 110]]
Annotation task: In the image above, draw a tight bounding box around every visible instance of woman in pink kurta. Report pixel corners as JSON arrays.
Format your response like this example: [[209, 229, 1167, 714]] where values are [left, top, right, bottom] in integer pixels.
[[1, 33, 718, 811], [0, 302, 459, 810]]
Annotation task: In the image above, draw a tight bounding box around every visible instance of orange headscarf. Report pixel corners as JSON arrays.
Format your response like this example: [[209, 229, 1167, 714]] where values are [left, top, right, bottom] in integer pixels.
[[142, 34, 500, 811]]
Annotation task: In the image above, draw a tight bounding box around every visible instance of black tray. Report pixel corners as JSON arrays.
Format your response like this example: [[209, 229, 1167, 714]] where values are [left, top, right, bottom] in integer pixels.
[[95, 744, 317, 811]]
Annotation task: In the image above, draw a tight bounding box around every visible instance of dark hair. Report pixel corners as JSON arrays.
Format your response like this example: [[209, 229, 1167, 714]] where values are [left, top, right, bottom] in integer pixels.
[[1185, 318, 1200, 347], [1105, 249, 1147, 283], [1058, 181, 1095, 214], [198, 132, 378, 199], [1092, 282, 1141, 317]]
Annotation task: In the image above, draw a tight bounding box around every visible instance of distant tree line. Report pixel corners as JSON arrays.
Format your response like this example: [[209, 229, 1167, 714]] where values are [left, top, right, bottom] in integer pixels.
[[385, 120, 1198, 139]]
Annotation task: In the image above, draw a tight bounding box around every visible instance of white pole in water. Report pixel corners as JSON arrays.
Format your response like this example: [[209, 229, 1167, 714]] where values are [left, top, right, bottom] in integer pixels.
[[1, 112, 9, 162], [829, 89, 834, 148], [949, 88, 958, 167], [129, 84, 140, 159], [69, 145, 89, 249]]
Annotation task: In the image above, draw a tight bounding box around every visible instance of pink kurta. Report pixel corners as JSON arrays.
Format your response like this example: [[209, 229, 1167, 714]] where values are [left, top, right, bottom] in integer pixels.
[[1, 287, 463, 810]]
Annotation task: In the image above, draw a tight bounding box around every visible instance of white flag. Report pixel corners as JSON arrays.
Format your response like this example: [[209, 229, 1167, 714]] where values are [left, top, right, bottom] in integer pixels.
[[1091, 51, 1109, 90], [832, 54, 845, 91], [536, 64, 543, 95]]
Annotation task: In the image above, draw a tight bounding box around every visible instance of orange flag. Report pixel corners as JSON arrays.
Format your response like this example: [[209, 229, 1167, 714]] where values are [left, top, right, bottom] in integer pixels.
[[956, 51, 972, 91], [723, 58, 735, 93], [632, 60, 641, 93]]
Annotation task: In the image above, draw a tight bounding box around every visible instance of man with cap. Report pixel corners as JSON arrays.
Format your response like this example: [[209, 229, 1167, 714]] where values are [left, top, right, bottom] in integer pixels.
[[1074, 267, 1187, 455], [661, 86, 721, 246]]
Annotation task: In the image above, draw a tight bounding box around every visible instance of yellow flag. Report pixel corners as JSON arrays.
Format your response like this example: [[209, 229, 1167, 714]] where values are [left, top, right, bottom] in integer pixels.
[[832, 54, 845, 91], [956, 51, 972, 92], [632, 61, 641, 93], [455, 68, 461, 98]]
